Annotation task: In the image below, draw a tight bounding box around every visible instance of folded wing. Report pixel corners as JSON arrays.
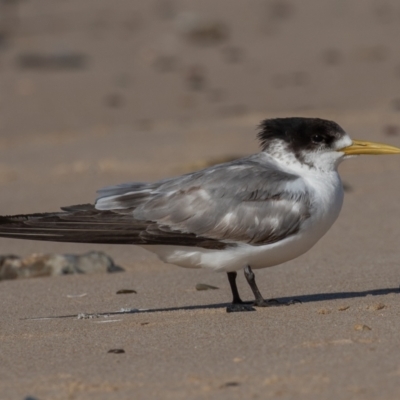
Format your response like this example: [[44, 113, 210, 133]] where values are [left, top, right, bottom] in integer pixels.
[[95, 155, 312, 246]]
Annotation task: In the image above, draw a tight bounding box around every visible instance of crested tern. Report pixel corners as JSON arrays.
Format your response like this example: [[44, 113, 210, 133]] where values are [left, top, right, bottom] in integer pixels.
[[1, 117, 399, 311]]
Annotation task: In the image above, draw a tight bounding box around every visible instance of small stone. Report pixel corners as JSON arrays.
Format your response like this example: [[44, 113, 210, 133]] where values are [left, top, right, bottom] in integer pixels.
[[108, 349, 125, 354], [220, 381, 240, 388], [367, 303, 385, 311], [338, 305, 350, 311], [177, 12, 229, 45], [195, 283, 219, 291], [354, 324, 372, 331], [67, 293, 87, 298], [318, 308, 331, 315], [141, 322, 149, 326], [116, 289, 137, 294]]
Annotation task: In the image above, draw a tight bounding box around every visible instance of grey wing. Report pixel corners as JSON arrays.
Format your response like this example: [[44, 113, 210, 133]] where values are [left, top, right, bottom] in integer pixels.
[[95, 155, 311, 246]]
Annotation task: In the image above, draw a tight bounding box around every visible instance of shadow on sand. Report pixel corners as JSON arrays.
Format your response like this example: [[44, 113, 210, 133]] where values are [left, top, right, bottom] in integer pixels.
[[22, 286, 399, 320]]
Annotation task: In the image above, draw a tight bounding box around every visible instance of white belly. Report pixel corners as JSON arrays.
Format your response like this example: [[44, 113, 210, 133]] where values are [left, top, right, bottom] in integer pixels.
[[141, 171, 344, 272]]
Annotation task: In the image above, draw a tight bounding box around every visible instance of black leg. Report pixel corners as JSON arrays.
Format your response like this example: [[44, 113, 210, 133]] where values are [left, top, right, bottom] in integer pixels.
[[225, 272, 255, 313], [227, 272, 243, 304], [243, 265, 272, 307]]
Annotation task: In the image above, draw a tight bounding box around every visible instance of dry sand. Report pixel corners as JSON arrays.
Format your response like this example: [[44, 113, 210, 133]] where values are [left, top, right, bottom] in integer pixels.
[[1, 1, 400, 399]]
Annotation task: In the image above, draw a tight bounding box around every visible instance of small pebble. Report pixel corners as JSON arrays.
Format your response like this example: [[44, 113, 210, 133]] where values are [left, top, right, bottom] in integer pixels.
[[367, 303, 385, 311], [195, 283, 219, 291], [220, 381, 240, 388], [116, 289, 137, 294], [108, 349, 125, 354], [67, 293, 87, 298], [179, 15, 229, 45], [354, 324, 372, 331]]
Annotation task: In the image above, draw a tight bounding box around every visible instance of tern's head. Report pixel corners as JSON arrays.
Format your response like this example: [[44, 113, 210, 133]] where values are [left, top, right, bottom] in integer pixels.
[[258, 117, 400, 172]]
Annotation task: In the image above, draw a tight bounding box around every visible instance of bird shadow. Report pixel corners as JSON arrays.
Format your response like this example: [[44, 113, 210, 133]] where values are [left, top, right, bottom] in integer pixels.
[[276, 286, 399, 304], [22, 286, 399, 320]]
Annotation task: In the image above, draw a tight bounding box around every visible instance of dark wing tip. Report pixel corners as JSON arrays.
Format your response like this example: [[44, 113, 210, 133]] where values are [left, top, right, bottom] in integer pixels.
[[60, 203, 95, 212]]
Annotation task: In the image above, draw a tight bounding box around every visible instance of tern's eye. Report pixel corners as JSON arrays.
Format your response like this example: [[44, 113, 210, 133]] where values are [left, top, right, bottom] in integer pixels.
[[312, 134, 325, 144]]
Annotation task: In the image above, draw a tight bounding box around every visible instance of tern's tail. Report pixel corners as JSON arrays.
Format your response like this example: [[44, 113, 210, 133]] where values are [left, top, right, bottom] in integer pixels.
[[0, 204, 227, 249], [0, 204, 149, 244]]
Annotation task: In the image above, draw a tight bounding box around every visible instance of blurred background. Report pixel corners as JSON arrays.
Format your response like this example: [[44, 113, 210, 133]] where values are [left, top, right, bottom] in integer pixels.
[[0, 0, 400, 261], [3, 3, 400, 399], [2, 0, 400, 132]]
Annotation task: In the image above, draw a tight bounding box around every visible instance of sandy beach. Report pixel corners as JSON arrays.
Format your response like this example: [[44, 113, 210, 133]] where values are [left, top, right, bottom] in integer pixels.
[[1, 1, 400, 399]]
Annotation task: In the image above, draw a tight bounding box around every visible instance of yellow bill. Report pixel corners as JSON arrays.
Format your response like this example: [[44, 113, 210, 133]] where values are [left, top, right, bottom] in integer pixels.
[[341, 140, 400, 155]]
